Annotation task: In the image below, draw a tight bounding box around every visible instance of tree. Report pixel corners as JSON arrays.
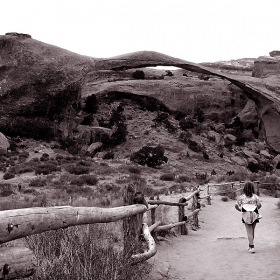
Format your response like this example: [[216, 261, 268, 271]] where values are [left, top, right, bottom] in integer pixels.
[[132, 70, 145, 79], [130, 145, 168, 168], [84, 94, 98, 114]]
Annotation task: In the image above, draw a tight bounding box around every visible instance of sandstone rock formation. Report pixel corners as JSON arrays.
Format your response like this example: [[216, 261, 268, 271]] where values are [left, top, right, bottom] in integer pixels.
[[0, 132, 9, 154], [1, 34, 280, 152]]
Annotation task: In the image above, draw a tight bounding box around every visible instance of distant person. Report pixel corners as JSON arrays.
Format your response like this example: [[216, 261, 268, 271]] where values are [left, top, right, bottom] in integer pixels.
[[235, 181, 262, 253]]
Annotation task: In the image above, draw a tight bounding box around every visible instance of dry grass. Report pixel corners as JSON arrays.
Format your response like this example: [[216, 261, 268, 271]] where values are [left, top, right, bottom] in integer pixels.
[[24, 223, 151, 280]]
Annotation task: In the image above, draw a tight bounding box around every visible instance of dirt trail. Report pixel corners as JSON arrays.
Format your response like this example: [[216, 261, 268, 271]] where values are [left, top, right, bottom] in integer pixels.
[[150, 194, 280, 280]]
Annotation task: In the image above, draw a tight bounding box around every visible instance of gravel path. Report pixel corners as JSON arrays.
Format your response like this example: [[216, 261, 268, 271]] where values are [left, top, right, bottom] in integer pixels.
[[150, 194, 280, 280]]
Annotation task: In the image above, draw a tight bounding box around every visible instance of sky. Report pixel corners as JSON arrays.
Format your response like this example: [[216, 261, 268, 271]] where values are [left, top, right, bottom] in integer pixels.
[[1, 0, 279, 63]]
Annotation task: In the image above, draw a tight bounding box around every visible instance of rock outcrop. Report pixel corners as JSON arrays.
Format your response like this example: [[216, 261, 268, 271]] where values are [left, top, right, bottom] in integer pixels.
[[0, 132, 9, 154], [1, 34, 280, 151]]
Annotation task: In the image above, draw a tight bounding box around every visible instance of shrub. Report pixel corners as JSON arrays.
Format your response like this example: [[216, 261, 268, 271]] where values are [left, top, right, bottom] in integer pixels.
[[221, 196, 229, 202], [3, 172, 15, 180], [40, 153, 50, 161], [70, 177, 85, 186], [64, 164, 90, 175], [23, 188, 39, 195], [103, 151, 114, 160], [130, 145, 168, 168], [179, 131, 192, 143], [188, 139, 202, 153], [18, 151, 29, 161], [35, 162, 61, 175], [84, 94, 98, 114], [15, 164, 35, 174], [179, 118, 195, 130], [0, 183, 14, 196], [132, 70, 145, 79], [29, 177, 48, 187], [128, 166, 141, 174], [175, 175, 191, 183], [160, 173, 175, 181]]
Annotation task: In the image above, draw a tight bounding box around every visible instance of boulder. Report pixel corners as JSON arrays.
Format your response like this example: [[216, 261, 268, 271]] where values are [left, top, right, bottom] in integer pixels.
[[242, 148, 259, 159], [246, 141, 258, 153], [269, 51, 280, 57], [231, 156, 247, 166], [259, 150, 273, 159], [237, 100, 258, 125], [252, 55, 280, 78], [0, 132, 9, 154], [247, 157, 259, 165], [224, 134, 236, 142], [87, 142, 103, 156]]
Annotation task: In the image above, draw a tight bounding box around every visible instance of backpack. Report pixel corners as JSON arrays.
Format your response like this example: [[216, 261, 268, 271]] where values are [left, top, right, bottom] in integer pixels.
[[242, 204, 258, 224]]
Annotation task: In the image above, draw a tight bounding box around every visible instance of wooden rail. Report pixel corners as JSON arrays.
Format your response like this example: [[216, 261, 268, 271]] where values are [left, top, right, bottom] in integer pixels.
[[0, 185, 202, 279]]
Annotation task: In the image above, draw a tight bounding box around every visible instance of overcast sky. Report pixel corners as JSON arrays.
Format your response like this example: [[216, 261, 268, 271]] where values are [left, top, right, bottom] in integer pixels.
[[1, 0, 279, 63]]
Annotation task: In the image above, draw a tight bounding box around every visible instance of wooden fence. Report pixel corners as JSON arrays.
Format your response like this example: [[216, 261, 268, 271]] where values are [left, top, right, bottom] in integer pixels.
[[0, 184, 204, 279]]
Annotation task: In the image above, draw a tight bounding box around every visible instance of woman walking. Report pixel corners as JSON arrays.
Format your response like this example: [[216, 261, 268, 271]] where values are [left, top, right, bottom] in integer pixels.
[[235, 181, 262, 253]]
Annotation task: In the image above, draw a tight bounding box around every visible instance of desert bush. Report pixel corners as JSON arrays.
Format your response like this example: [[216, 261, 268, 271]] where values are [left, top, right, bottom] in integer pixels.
[[130, 145, 168, 168], [14, 163, 35, 174], [35, 162, 61, 175], [80, 174, 98, 185], [132, 70, 145, 79], [128, 166, 141, 174], [29, 177, 48, 187], [66, 185, 92, 196], [70, 175, 98, 186], [160, 173, 175, 181], [64, 164, 90, 175], [175, 175, 191, 183], [3, 172, 15, 180], [179, 131, 192, 143], [70, 177, 85, 186], [100, 183, 121, 193], [84, 94, 98, 114], [174, 111, 186, 121], [179, 118, 195, 130], [103, 151, 114, 160], [188, 139, 202, 153], [221, 196, 229, 202], [18, 151, 29, 161], [40, 153, 50, 161], [23, 188, 39, 195], [0, 183, 14, 196]]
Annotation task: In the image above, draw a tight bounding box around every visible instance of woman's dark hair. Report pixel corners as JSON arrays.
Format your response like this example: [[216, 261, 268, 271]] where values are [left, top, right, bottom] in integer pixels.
[[243, 181, 255, 197]]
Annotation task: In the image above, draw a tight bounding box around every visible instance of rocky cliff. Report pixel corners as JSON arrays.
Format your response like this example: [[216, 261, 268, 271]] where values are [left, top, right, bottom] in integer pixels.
[[1, 33, 280, 152]]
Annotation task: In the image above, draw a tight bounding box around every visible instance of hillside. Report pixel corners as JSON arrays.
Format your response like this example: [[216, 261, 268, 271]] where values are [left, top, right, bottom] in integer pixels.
[[1, 33, 280, 204]]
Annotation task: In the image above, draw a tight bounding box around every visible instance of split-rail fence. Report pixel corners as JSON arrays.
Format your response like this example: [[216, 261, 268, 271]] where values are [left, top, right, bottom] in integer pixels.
[[0, 180, 277, 279]]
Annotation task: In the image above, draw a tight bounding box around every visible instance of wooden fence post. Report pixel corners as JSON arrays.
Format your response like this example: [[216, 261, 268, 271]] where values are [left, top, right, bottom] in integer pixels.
[[150, 196, 156, 225], [256, 182, 260, 196], [123, 184, 145, 259], [192, 191, 200, 229], [207, 185, 211, 205], [178, 197, 188, 235]]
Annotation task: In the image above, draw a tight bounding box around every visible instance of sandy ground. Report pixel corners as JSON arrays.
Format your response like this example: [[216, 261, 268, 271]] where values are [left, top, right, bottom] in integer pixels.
[[149, 193, 280, 280]]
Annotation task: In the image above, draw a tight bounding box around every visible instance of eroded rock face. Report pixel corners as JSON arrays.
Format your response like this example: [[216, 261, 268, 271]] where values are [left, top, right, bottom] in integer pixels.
[[1, 34, 280, 152], [0, 132, 9, 154], [252, 56, 280, 78]]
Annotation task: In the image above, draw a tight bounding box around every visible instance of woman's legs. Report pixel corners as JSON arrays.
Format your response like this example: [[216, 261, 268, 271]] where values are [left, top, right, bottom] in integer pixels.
[[245, 222, 257, 252], [245, 223, 254, 246], [252, 222, 257, 239]]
